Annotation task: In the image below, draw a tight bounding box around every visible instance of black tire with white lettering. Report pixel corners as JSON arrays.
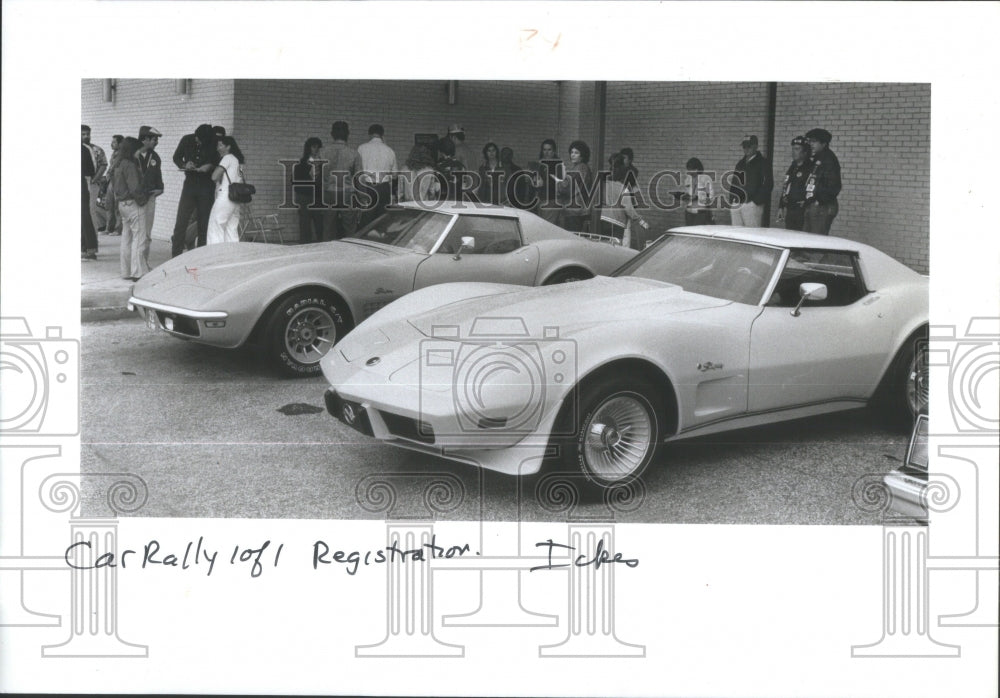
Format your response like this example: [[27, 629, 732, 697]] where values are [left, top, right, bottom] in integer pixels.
[[263, 292, 347, 377]]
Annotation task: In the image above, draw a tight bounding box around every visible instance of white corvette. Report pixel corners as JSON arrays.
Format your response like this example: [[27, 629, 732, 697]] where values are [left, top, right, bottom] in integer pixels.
[[320, 226, 928, 489]]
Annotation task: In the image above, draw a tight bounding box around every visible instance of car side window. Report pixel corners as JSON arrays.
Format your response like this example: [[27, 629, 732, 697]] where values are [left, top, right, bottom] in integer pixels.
[[438, 216, 523, 255], [768, 249, 867, 307]]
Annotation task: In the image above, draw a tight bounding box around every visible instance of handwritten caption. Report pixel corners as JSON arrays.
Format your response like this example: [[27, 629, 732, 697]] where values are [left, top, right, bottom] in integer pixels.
[[63, 535, 638, 578]]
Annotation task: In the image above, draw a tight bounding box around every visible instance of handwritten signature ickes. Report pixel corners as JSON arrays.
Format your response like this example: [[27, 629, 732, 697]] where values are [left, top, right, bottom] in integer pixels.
[[63, 535, 638, 578]]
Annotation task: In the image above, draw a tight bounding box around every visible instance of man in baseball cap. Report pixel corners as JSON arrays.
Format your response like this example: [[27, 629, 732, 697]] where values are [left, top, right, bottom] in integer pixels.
[[777, 136, 812, 231], [447, 124, 474, 170], [802, 128, 841, 234], [135, 125, 165, 274], [727, 134, 772, 227]]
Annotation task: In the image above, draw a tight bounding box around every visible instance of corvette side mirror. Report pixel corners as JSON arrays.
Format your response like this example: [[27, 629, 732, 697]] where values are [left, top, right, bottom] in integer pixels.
[[453, 236, 475, 260], [791, 282, 828, 317]]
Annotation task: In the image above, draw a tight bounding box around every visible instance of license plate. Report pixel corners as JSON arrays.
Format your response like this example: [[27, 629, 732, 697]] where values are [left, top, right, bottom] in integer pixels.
[[144, 309, 159, 330]]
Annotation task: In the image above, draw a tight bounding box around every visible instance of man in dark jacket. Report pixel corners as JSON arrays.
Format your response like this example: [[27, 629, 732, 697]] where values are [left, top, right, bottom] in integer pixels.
[[82, 143, 99, 260], [170, 123, 218, 256], [803, 128, 842, 235], [728, 134, 773, 227], [776, 136, 812, 231]]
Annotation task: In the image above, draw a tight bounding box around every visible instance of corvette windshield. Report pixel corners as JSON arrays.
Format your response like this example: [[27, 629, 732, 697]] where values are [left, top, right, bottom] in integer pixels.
[[349, 209, 453, 253], [613, 234, 782, 304]]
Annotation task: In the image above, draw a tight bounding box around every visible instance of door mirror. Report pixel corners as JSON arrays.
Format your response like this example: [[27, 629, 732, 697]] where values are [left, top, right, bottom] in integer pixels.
[[791, 282, 828, 316], [453, 236, 476, 260]]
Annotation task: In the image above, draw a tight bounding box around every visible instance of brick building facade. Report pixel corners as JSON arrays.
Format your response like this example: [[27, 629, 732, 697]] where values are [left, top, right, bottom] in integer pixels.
[[82, 79, 930, 273]]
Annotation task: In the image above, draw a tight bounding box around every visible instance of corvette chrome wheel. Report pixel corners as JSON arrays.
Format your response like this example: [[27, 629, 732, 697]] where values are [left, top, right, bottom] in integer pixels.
[[582, 393, 654, 481], [264, 292, 348, 377], [284, 307, 336, 365], [904, 339, 929, 417], [872, 326, 928, 431]]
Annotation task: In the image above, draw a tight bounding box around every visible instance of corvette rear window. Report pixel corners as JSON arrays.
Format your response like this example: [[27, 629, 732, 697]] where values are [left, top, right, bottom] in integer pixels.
[[350, 209, 453, 253], [614, 234, 782, 305]]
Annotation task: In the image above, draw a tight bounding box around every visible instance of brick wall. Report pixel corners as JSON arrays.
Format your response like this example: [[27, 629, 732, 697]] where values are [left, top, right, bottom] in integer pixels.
[[233, 79, 561, 236], [604, 82, 772, 247], [81, 79, 235, 241], [602, 81, 930, 272], [81, 80, 930, 272], [773, 82, 930, 274]]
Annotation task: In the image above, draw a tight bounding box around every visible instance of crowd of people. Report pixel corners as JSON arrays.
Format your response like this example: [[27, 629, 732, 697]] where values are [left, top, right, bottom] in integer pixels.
[[81, 117, 843, 281], [81, 123, 248, 280], [290, 123, 652, 248]]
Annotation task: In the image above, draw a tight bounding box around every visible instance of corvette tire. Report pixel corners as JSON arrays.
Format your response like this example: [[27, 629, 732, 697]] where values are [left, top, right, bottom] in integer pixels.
[[543, 268, 592, 285], [553, 374, 663, 490], [873, 326, 928, 432], [263, 292, 347, 377]]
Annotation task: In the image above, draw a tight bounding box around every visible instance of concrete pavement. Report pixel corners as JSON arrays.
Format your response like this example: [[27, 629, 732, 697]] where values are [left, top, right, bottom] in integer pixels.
[[81, 234, 172, 323]]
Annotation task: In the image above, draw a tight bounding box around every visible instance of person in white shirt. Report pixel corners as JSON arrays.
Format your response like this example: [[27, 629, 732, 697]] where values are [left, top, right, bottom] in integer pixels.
[[682, 157, 716, 226], [206, 136, 246, 245], [357, 124, 397, 228]]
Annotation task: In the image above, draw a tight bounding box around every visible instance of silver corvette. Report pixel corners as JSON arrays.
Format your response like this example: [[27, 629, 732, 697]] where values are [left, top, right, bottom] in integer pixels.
[[321, 226, 929, 488], [127, 203, 635, 376]]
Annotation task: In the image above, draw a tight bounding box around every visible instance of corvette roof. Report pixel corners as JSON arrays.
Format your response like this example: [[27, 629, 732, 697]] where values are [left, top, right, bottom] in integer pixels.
[[667, 225, 868, 252], [395, 201, 521, 217]]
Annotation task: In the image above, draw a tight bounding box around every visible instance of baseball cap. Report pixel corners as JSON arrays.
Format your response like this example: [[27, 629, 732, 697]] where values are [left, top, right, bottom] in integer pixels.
[[448, 124, 465, 135], [741, 134, 758, 147], [791, 135, 808, 148], [139, 125, 162, 139]]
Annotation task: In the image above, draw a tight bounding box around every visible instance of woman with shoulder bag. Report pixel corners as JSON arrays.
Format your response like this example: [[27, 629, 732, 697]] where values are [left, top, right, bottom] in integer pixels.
[[207, 136, 247, 245]]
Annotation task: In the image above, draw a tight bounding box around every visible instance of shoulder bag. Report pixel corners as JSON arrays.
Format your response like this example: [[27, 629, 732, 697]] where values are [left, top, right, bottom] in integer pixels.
[[222, 162, 256, 203]]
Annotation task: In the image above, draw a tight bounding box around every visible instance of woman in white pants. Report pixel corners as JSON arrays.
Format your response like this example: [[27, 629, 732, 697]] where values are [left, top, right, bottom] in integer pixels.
[[206, 136, 245, 245]]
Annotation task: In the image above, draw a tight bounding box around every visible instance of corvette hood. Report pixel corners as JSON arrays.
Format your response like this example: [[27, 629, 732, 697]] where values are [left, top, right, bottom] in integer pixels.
[[134, 240, 409, 300], [407, 276, 731, 338]]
